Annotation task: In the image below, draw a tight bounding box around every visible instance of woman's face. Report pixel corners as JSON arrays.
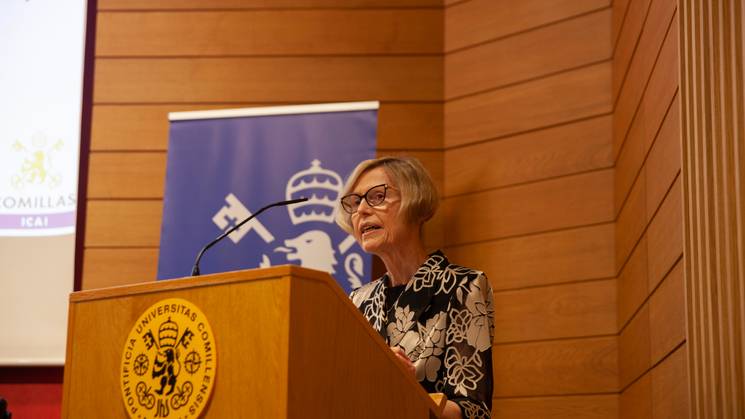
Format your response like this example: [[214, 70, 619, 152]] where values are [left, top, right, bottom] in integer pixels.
[[349, 167, 412, 255]]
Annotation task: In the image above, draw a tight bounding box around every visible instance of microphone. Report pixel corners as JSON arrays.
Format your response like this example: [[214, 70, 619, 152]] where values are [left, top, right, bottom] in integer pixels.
[[191, 197, 308, 276]]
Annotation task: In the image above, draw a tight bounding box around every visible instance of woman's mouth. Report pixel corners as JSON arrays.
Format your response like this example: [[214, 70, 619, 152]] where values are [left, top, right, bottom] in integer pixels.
[[361, 224, 382, 236]]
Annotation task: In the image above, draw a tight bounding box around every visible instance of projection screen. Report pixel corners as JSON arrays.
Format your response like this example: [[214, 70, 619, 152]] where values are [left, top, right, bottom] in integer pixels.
[[0, 0, 87, 365]]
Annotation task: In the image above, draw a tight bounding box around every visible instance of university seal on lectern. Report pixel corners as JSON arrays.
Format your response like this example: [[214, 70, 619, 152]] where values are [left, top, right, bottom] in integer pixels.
[[120, 298, 217, 419]]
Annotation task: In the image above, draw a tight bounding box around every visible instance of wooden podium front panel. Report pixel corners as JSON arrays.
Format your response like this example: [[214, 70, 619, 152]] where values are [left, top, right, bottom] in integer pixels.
[[63, 267, 441, 418], [63, 273, 292, 418], [286, 274, 434, 419]]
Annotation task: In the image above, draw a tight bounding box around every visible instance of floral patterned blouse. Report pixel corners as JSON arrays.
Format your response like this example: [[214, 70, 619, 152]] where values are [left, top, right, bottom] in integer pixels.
[[349, 251, 494, 419]]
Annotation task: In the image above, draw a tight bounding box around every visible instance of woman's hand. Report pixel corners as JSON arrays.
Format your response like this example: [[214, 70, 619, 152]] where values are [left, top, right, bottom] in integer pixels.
[[441, 401, 463, 419], [390, 346, 415, 376], [390, 347, 462, 418]]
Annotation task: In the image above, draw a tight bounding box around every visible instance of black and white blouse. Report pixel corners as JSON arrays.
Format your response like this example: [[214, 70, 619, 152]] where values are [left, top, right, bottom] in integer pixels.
[[350, 251, 494, 419]]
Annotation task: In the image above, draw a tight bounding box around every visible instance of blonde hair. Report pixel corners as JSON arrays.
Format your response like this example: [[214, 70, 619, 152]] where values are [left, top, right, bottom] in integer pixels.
[[336, 156, 439, 234]]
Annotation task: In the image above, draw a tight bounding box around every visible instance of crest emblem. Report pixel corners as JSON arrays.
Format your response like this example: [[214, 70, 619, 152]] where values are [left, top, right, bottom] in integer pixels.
[[1, 132, 76, 236], [120, 298, 217, 419], [210, 159, 367, 291], [10, 133, 64, 191]]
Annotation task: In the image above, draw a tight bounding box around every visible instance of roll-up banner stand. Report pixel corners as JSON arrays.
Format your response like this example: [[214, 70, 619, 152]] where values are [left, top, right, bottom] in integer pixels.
[[158, 101, 378, 294]]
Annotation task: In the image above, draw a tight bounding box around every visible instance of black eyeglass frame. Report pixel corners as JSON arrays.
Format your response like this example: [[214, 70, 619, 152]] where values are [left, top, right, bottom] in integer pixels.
[[339, 183, 394, 214]]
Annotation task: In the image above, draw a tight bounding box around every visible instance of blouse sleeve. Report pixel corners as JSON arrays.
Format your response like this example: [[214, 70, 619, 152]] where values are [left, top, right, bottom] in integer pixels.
[[443, 272, 494, 419]]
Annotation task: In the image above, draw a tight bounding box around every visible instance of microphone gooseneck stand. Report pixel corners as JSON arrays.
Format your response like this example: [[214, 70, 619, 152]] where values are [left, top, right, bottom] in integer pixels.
[[190, 197, 308, 276]]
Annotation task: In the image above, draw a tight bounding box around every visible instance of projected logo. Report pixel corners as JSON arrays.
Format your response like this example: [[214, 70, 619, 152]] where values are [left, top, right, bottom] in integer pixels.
[[120, 298, 217, 419], [0, 132, 76, 236], [11, 135, 64, 190], [212, 160, 365, 291]]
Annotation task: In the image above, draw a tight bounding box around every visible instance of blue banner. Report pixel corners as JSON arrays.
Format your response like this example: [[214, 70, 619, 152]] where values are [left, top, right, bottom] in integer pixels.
[[157, 104, 377, 293]]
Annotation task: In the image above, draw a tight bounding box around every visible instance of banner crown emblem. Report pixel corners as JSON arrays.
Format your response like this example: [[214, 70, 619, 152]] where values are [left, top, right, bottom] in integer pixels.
[[286, 159, 343, 224]]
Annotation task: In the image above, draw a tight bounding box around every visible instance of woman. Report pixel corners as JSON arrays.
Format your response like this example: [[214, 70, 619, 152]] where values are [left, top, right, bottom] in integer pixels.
[[337, 156, 494, 419]]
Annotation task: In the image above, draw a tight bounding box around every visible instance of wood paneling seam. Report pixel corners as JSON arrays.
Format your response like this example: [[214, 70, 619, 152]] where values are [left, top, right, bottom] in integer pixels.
[[618, 254, 684, 334], [99, 6, 445, 12], [615, 171, 682, 275], [90, 150, 166, 154], [618, 339, 687, 394], [443, 112, 613, 151], [611, 0, 636, 56], [96, 53, 443, 59], [84, 246, 159, 250], [87, 197, 163, 201], [613, 89, 679, 219], [445, 58, 611, 103], [612, 3, 677, 116], [493, 333, 618, 347], [442, 166, 614, 200], [444, 0, 471, 10], [490, 275, 617, 294], [93, 100, 444, 106], [443, 221, 615, 249], [492, 390, 618, 400], [444, 6, 611, 55], [611, 0, 657, 108]]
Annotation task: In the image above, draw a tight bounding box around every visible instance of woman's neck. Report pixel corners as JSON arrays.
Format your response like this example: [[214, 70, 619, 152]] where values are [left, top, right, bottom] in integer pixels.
[[380, 236, 428, 287]]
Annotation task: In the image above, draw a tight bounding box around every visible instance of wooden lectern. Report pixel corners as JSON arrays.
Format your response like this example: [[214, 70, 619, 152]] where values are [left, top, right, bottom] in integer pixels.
[[62, 266, 446, 418]]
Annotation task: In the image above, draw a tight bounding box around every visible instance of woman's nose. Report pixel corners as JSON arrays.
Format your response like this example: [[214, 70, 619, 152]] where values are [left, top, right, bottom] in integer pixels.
[[356, 199, 374, 215]]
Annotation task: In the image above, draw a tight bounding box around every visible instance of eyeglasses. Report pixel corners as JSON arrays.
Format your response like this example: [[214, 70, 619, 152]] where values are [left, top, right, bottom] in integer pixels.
[[340, 184, 393, 214]]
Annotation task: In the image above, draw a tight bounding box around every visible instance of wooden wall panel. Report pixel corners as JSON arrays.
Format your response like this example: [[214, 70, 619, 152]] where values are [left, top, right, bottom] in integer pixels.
[[492, 337, 618, 397], [493, 279, 616, 343], [611, 0, 652, 101], [612, 0, 676, 104], [643, 99, 681, 220], [376, 104, 443, 150], [87, 152, 166, 199], [91, 103, 443, 151], [443, 169, 613, 246], [611, 0, 631, 49], [97, 10, 442, 56], [614, 92, 678, 215], [649, 260, 685, 364], [617, 236, 648, 329], [613, 0, 686, 416], [94, 56, 442, 103], [614, 93, 680, 213], [615, 165, 647, 266], [447, 224, 615, 291], [619, 373, 652, 419], [98, 0, 441, 9], [82, 249, 158, 289], [615, 146, 682, 275], [445, 9, 611, 99], [651, 344, 689, 419], [614, 114, 648, 214], [446, 0, 617, 411], [85, 200, 162, 247], [618, 304, 650, 388], [493, 395, 618, 419], [646, 177, 682, 290], [445, 0, 609, 52], [445, 62, 611, 148], [444, 116, 611, 197], [613, 8, 677, 158]]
